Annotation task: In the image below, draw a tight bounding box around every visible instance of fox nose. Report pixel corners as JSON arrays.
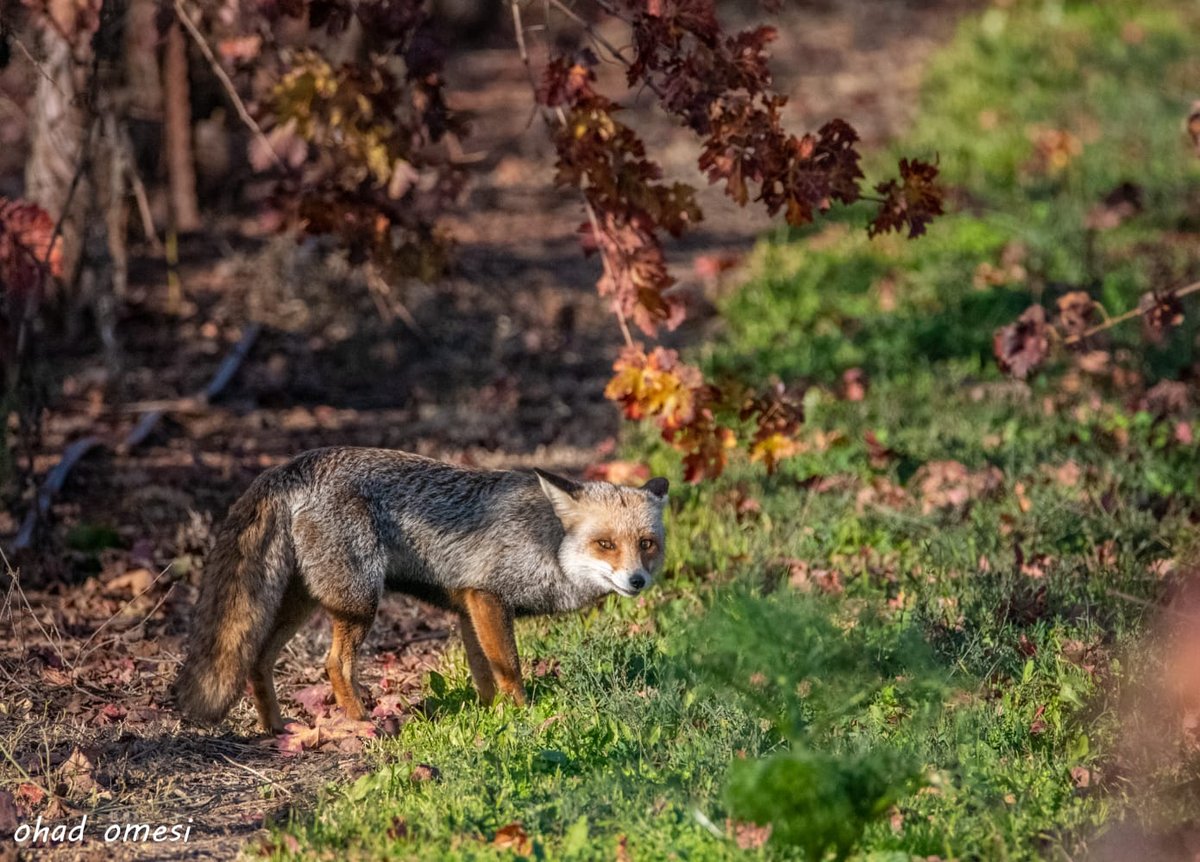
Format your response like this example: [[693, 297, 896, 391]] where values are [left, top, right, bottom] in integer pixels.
[[629, 574, 646, 592]]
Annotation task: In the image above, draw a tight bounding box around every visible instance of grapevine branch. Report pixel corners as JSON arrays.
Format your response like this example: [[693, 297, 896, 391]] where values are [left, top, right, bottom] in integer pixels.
[[996, 280, 1200, 380], [141, 0, 939, 484], [503, 0, 942, 480], [583, 194, 636, 348], [1064, 280, 1200, 345], [510, 0, 636, 348]]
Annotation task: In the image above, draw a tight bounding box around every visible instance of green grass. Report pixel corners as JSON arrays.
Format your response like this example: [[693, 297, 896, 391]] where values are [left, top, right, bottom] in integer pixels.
[[271, 1, 1200, 858]]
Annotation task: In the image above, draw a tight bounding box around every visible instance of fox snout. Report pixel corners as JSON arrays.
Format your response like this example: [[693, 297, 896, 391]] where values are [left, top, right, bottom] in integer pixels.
[[602, 566, 651, 598]]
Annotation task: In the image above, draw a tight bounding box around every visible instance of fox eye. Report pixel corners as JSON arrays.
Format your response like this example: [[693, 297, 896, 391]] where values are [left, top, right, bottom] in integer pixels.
[[639, 538, 657, 552], [595, 538, 616, 551]]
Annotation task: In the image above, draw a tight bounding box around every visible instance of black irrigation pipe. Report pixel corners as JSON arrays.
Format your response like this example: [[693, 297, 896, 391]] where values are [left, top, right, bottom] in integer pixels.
[[11, 323, 261, 552]]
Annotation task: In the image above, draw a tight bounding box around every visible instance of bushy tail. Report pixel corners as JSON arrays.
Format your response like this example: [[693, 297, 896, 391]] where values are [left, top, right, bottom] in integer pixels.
[[172, 488, 294, 725]]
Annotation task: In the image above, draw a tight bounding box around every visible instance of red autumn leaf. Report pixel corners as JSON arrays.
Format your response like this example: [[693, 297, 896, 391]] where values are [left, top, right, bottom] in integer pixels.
[[539, 52, 601, 107], [291, 682, 335, 719], [693, 252, 742, 280], [678, 421, 736, 483], [0, 197, 62, 305], [1029, 703, 1048, 735], [217, 35, 263, 63], [14, 782, 46, 808]]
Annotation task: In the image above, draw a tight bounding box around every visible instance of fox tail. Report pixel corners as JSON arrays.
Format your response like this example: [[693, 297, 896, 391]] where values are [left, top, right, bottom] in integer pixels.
[[172, 491, 293, 725]]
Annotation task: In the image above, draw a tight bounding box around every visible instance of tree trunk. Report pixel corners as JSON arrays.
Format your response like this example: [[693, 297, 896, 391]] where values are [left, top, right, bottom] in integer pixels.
[[163, 18, 201, 232], [24, 8, 91, 285]]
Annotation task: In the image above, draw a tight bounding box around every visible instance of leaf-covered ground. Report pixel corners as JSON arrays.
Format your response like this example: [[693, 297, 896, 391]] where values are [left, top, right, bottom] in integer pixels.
[[266, 1, 1200, 859]]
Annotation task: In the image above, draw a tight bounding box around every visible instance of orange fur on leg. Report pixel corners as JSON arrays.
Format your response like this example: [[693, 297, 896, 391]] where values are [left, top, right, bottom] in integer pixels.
[[326, 616, 372, 721], [459, 612, 498, 704], [462, 589, 526, 706]]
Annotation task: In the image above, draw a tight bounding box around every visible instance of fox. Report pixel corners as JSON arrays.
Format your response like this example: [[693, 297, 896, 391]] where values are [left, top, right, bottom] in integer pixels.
[[171, 447, 668, 734]]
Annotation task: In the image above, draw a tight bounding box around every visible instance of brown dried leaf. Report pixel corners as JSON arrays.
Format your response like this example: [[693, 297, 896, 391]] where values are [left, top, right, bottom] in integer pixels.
[[410, 763, 441, 782], [994, 305, 1049, 379], [869, 158, 944, 239], [1085, 181, 1142, 230], [291, 683, 334, 719], [913, 460, 1003, 515], [492, 822, 532, 856], [1055, 291, 1096, 338], [727, 819, 772, 849], [1138, 290, 1185, 344], [58, 748, 100, 798]]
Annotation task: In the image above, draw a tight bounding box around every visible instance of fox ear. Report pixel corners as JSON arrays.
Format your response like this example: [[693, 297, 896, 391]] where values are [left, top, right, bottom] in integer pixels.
[[642, 477, 669, 501], [534, 468, 582, 522]]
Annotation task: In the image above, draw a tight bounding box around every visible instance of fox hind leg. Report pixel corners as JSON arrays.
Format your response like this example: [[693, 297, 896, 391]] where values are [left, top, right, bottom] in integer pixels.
[[462, 589, 526, 706], [249, 583, 317, 735], [326, 614, 374, 721]]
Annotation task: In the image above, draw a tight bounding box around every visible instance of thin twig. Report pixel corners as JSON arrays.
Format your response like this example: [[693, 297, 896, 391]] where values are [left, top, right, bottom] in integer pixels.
[[547, 0, 628, 62], [1, 554, 71, 667], [9, 30, 69, 101], [219, 755, 295, 797], [582, 196, 635, 347], [510, 0, 548, 117], [41, 116, 97, 274], [75, 567, 174, 666], [119, 123, 163, 252], [1064, 280, 1200, 345], [363, 263, 428, 344], [512, 0, 636, 349], [1105, 588, 1200, 622], [172, 0, 285, 170], [545, 0, 666, 100]]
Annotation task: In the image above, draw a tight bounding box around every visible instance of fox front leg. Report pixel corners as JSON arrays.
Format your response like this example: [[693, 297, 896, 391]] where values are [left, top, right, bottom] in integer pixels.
[[459, 611, 498, 704], [460, 589, 527, 706]]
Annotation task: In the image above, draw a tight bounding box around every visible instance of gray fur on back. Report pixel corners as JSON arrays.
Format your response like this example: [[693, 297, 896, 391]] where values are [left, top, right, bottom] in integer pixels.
[[255, 447, 653, 617]]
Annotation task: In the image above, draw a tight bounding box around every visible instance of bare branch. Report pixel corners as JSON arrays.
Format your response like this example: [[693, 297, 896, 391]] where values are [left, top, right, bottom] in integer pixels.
[[1063, 280, 1200, 346], [545, 0, 666, 100], [511, 0, 635, 349], [172, 0, 285, 171]]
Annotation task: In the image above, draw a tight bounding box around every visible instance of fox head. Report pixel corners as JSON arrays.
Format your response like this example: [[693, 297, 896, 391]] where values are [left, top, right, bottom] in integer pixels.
[[535, 469, 668, 598]]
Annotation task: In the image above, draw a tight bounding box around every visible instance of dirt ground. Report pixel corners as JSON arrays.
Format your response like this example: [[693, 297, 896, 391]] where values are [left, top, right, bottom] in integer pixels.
[[0, 3, 973, 858]]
